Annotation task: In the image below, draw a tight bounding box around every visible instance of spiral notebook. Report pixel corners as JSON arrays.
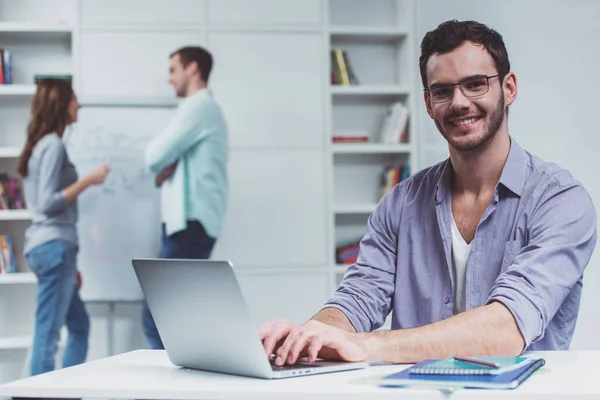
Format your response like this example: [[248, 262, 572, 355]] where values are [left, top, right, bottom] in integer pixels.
[[379, 358, 545, 390], [409, 356, 531, 375]]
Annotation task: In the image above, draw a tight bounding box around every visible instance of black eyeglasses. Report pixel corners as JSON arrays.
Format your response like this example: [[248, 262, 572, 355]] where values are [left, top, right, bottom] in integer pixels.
[[424, 74, 503, 103]]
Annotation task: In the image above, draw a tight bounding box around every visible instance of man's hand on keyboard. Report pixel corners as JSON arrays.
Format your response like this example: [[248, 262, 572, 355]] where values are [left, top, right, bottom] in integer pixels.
[[258, 319, 368, 366]]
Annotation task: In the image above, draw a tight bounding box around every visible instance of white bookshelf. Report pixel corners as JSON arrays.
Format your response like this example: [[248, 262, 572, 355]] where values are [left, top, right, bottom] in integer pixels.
[[331, 143, 411, 154], [0, 210, 31, 221], [0, 85, 36, 96], [330, 85, 410, 96], [326, 0, 417, 291], [0, 0, 75, 384], [0, 335, 32, 350], [0, 22, 73, 33], [0, 146, 21, 158], [0, 272, 35, 285], [335, 264, 350, 274], [329, 26, 408, 40], [334, 203, 377, 214]]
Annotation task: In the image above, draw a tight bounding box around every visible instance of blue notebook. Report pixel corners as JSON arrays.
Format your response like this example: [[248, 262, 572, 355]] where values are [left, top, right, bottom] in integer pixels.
[[408, 356, 531, 375], [379, 358, 545, 390]]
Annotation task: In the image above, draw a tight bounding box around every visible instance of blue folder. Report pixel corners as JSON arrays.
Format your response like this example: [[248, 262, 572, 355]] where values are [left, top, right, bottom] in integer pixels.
[[379, 358, 545, 390]]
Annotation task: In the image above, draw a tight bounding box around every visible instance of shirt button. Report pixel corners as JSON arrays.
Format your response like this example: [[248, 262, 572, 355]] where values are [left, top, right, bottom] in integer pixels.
[[444, 296, 451, 305]]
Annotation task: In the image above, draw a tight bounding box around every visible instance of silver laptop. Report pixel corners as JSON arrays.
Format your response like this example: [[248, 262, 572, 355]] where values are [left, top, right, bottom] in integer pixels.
[[131, 258, 368, 379]]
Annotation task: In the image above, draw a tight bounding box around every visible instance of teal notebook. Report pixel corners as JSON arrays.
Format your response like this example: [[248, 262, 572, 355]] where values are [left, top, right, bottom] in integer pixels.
[[408, 356, 530, 375], [380, 358, 545, 390]]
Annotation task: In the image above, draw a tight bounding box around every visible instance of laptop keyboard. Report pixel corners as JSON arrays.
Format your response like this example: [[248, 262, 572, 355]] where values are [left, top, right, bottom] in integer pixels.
[[269, 358, 325, 371]]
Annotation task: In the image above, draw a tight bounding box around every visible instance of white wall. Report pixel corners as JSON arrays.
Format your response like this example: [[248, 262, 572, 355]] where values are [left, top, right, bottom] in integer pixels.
[[416, 0, 600, 350]]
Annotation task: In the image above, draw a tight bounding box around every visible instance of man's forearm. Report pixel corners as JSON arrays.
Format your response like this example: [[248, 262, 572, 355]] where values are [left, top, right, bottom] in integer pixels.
[[361, 302, 525, 363], [311, 307, 356, 333]]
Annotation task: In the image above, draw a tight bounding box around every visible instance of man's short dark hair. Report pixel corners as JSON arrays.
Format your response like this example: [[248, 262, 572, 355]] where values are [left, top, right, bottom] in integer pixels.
[[419, 20, 510, 88], [171, 46, 213, 82]]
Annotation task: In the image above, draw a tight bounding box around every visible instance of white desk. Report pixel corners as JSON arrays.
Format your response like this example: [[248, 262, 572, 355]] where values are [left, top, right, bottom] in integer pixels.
[[0, 350, 598, 399]]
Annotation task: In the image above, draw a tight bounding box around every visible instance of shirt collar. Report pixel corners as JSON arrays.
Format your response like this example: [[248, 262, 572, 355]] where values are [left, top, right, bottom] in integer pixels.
[[181, 87, 211, 105], [434, 137, 528, 204], [497, 137, 528, 197]]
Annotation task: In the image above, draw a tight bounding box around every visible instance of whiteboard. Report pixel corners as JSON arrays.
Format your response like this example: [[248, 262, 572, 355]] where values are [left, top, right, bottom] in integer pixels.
[[64, 106, 176, 301]]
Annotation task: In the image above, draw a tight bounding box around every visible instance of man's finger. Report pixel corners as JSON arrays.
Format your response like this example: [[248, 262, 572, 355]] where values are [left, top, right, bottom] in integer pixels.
[[263, 325, 292, 358], [275, 331, 298, 366], [286, 331, 310, 365], [258, 322, 274, 340], [307, 335, 323, 363]]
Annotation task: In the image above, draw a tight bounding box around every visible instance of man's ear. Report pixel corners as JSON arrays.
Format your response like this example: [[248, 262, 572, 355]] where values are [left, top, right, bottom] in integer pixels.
[[503, 72, 517, 107], [186, 61, 200, 77]]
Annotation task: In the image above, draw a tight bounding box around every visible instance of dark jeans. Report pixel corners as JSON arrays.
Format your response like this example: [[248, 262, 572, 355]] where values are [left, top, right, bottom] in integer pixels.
[[142, 220, 215, 349]]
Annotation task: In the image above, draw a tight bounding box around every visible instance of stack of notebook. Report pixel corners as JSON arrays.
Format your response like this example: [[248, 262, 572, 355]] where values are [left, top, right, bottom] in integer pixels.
[[379, 356, 545, 390]]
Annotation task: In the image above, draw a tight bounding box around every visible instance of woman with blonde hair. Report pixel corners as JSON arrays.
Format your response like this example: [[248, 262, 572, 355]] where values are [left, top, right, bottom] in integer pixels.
[[18, 79, 110, 375]]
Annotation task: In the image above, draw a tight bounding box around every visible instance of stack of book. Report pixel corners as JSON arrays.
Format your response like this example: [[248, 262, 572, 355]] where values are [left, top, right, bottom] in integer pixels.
[[336, 242, 360, 265]]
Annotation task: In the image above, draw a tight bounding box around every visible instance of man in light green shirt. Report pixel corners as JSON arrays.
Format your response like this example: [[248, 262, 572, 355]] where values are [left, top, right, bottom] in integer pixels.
[[142, 46, 228, 349]]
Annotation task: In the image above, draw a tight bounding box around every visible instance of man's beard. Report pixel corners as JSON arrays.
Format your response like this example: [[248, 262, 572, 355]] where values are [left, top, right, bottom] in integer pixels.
[[435, 95, 505, 152]]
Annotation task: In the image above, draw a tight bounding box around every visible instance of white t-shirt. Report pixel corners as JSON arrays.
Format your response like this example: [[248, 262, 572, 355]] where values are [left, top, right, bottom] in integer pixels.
[[450, 215, 473, 314]]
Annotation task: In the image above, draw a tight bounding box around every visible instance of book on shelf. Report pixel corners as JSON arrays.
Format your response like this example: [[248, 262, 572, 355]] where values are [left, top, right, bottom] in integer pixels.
[[379, 102, 409, 143], [0, 48, 12, 84], [330, 49, 359, 86], [34, 74, 72, 84], [0, 235, 16, 274], [0, 173, 26, 210], [332, 134, 370, 143], [379, 163, 411, 199]]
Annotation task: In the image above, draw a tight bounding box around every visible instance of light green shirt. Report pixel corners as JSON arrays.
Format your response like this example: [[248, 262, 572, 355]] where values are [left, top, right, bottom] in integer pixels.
[[145, 88, 228, 239]]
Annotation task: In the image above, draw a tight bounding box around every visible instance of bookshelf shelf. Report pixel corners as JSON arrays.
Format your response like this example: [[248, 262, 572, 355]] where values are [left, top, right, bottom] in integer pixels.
[[0, 85, 36, 96], [0, 210, 31, 221], [0, 22, 73, 34], [331, 85, 410, 96], [332, 143, 411, 154], [0, 146, 21, 158], [334, 203, 377, 214], [0, 272, 35, 285], [327, 0, 417, 288], [329, 26, 408, 41], [335, 264, 351, 274], [0, 335, 31, 350]]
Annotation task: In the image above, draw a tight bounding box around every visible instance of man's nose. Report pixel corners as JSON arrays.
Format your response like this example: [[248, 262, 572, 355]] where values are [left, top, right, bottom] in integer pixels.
[[449, 85, 470, 110]]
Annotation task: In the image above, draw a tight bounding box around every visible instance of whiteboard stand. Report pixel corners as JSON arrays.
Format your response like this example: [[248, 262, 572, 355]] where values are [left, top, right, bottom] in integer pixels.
[[86, 299, 142, 357], [85, 300, 117, 357], [107, 301, 116, 357]]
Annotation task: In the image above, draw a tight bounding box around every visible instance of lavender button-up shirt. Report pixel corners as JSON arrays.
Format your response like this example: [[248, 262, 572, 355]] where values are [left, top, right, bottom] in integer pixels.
[[324, 139, 597, 350]]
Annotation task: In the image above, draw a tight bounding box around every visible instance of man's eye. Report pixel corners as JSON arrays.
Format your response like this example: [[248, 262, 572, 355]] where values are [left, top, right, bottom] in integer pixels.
[[432, 87, 451, 96]]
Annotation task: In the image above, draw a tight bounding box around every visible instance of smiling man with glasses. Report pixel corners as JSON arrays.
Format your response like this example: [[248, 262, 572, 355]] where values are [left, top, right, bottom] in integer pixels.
[[259, 20, 597, 366]]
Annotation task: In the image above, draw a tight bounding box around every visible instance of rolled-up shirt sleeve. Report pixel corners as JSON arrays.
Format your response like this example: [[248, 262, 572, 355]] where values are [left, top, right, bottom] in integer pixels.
[[487, 183, 597, 348], [321, 185, 402, 332]]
